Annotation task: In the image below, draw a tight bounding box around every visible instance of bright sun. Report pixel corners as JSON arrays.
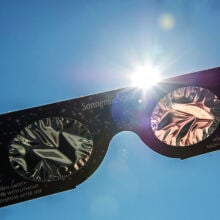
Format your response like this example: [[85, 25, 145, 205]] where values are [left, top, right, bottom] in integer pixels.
[[130, 64, 162, 88]]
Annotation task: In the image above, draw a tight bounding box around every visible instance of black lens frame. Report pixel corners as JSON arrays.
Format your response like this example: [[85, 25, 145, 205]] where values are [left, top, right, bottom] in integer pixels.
[[140, 67, 220, 159], [0, 67, 220, 207]]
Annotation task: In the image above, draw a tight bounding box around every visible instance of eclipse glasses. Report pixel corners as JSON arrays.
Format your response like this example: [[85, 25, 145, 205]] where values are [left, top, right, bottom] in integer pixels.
[[0, 67, 220, 207]]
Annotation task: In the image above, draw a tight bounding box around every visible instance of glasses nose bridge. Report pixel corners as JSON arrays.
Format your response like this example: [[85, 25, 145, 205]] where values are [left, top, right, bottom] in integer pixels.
[[110, 90, 149, 130]]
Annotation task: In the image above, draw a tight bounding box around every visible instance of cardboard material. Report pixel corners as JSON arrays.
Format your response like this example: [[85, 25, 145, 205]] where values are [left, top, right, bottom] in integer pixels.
[[0, 67, 220, 207]]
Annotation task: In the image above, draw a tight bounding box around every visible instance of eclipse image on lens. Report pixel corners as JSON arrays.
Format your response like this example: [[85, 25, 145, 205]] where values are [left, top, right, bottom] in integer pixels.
[[9, 117, 93, 182], [151, 86, 220, 147]]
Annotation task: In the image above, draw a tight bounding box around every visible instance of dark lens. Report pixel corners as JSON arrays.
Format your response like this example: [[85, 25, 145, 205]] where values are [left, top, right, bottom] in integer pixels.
[[9, 117, 93, 182], [151, 86, 220, 147]]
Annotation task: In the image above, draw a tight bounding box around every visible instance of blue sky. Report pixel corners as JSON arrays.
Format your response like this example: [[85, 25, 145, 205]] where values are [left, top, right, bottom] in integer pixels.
[[1, 1, 220, 219]]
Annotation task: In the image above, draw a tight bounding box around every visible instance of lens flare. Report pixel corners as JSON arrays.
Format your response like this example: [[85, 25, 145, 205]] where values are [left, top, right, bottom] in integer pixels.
[[159, 13, 175, 30]]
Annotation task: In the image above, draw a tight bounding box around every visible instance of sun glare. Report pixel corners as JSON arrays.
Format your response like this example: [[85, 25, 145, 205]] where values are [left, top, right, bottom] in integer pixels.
[[130, 64, 162, 88]]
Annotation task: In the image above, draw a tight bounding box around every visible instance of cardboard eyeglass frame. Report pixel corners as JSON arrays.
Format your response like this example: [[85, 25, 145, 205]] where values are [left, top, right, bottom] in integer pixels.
[[0, 67, 220, 207]]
